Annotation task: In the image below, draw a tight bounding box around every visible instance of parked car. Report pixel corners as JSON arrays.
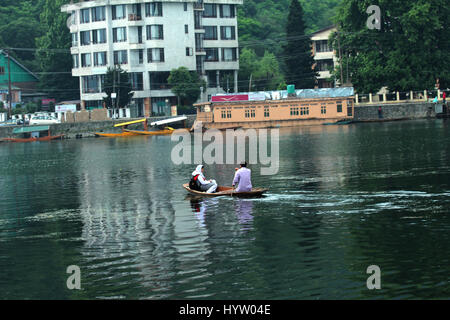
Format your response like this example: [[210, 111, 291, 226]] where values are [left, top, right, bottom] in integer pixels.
[[0, 119, 18, 127], [17, 119, 30, 126], [29, 115, 60, 125]]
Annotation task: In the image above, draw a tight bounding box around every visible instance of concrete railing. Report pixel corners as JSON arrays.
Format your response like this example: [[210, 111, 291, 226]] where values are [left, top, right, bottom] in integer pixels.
[[355, 89, 447, 105]]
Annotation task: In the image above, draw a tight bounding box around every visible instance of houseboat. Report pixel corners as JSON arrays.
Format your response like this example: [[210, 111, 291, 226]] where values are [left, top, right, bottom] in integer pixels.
[[193, 87, 355, 130]]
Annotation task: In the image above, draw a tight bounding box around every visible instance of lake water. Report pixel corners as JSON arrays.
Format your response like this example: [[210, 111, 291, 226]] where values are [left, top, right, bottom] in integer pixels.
[[0, 119, 449, 299]]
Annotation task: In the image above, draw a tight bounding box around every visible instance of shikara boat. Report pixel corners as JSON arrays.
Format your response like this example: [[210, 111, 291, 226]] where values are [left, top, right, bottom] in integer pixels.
[[124, 127, 175, 136], [2, 126, 64, 143], [95, 118, 147, 138], [183, 183, 268, 198]]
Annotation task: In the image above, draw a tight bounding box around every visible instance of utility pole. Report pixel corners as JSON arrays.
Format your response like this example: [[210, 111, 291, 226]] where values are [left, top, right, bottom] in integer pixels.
[[249, 73, 252, 92], [6, 49, 12, 118], [337, 31, 344, 87], [117, 69, 120, 117]]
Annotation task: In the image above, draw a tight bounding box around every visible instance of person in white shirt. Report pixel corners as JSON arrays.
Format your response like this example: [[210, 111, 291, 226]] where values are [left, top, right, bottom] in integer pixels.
[[191, 165, 218, 193]]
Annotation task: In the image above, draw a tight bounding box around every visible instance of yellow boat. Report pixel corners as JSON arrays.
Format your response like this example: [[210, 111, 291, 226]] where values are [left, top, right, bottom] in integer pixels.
[[94, 131, 140, 138], [124, 127, 175, 136]]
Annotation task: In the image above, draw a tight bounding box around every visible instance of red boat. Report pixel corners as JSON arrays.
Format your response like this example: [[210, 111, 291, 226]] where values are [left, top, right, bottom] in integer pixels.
[[2, 125, 63, 143]]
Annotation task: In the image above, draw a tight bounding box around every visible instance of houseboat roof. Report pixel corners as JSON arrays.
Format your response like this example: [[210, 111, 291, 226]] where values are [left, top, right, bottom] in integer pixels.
[[195, 87, 354, 106]]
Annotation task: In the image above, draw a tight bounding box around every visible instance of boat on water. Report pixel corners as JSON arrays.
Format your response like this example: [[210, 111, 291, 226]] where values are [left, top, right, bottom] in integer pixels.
[[2, 125, 64, 143], [95, 116, 187, 137], [183, 183, 268, 198]]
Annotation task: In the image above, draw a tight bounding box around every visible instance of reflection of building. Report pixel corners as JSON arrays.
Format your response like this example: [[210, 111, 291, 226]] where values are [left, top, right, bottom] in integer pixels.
[[61, 0, 242, 116], [311, 26, 339, 89], [194, 87, 355, 129]]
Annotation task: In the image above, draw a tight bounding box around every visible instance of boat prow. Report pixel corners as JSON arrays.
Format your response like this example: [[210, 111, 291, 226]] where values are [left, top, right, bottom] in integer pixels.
[[183, 183, 268, 198]]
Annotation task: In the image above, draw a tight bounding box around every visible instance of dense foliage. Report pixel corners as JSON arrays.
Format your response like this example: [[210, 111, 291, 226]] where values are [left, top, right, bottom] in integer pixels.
[[168, 67, 206, 106], [332, 0, 450, 93], [103, 67, 134, 110]]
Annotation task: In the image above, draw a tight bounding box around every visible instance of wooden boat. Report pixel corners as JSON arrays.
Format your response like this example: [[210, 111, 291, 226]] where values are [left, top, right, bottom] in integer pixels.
[[124, 127, 175, 136], [3, 125, 64, 143], [95, 131, 140, 138], [183, 183, 268, 198]]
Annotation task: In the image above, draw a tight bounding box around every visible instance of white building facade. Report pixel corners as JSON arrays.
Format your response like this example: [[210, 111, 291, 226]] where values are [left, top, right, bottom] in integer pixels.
[[311, 26, 339, 88], [62, 0, 242, 116]]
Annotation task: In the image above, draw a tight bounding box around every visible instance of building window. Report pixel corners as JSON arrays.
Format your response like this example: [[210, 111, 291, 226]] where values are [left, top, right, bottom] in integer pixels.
[[221, 110, 226, 119], [113, 27, 127, 43], [222, 48, 237, 61], [315, 40, 330, 53], [72, 33, 78, 46], [290, 107, 299, 116], [138, 49, 144, 64], [186, 47, 193, 56], [315, 59, 333, 72], [145, 2, 162, 17], [82, 75, 100, 94], [81, 53, 91, 67], [185, 24, 188, 34], [264, 107, 270, 117], [220, 26, 235, 40], [204, 26, 218, 40], [148, 48, 164, 62], [321, 105, 327, 114], [227, 110, 232, 118], [113, 50, 128, 65], [205, 48, 219, 62], [251, 109, 255, 118], [337, 101, 343, 113], [130, 72, 144, 91], [300, 107, 310, 115], [204, 4, 217, 17], [92, 29, 107, 44], [220, 4, 235, 18], [245, 109, 250, 118], [150, 72, 171, 90], [93, 52, 107, 66], [91, 6, 106, 22], [72, 55, 79, 69], [80, 9, 90, 24], [80, 31, 90, 46], [147, 25, 164, 40], [184, 2, 188, 11], [112, 5, 126, 20]]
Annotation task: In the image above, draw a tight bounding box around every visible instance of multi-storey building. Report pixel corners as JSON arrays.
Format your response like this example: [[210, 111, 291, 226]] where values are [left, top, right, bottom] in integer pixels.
[[61, 0, 242, 116], [311, 26, 339, 88]]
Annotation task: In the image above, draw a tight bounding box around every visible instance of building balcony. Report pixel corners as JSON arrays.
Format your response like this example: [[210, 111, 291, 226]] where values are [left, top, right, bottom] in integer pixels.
[[194, 3, 204, 10]]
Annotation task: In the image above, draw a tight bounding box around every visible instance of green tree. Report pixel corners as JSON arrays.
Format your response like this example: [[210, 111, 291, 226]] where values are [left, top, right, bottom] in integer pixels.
[[168, 67, 206, 106], [102, 67, 134, 112], [332, 0, 450, 93], [283, 0, 317, 89], [35, 0, 79, 101]]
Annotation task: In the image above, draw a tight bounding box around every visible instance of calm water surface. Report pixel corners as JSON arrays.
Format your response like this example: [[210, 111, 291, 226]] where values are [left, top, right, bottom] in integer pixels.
[[0, 119, 449, 299]]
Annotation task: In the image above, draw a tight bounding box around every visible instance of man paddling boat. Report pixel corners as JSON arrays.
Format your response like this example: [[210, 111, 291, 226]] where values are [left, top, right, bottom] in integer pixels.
[[232, 161, 252, 193]]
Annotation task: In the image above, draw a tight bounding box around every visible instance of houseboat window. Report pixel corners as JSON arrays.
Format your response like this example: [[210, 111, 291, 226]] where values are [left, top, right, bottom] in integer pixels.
[[227, 110, 232, 118], [300, 107, 309, 116], [264, 107, 270, 118], [337, 101, 343, 113], [221, 110, 226, 119], [290, 107, 299, 116], [347, 105, 353, 117], [251, 110, 256, 118], [245, 109, 250, 118], [321, 105, 327, 114]]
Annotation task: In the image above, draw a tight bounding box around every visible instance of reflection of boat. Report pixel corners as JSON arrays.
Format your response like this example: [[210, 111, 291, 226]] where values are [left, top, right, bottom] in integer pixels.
[[2, 125, 64, 143], [183, 184, 268, 198]]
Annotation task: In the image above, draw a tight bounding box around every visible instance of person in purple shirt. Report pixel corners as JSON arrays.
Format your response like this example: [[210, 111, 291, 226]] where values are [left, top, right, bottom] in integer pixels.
[[232, 161, 252, 192]]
